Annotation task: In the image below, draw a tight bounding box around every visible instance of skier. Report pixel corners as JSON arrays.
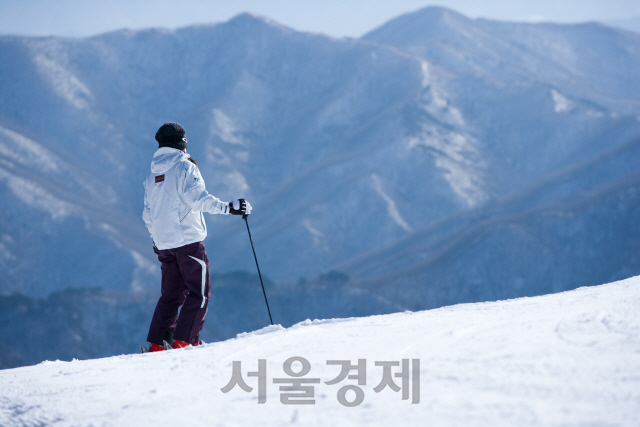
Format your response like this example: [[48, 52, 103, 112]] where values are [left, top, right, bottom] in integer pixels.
[[142, 122, 251, 352]]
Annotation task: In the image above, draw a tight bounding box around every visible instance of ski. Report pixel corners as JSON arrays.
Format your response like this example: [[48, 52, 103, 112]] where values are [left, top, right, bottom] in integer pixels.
[[140, 344, 149, 354]]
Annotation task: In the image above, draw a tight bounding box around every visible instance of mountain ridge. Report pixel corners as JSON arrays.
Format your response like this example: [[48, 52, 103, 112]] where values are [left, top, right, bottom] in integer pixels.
[[1, 7, 639, 287]]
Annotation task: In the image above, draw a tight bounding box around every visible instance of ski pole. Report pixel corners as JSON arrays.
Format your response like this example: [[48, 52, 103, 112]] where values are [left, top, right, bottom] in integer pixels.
[[243, 214, 274, 325]]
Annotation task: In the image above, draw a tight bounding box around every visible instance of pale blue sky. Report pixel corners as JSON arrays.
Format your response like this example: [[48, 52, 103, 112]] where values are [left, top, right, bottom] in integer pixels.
[[0, 0, 638, 38]]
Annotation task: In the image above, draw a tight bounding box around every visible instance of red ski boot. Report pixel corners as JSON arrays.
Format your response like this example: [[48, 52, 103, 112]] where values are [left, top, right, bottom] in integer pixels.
[[172, 340, 202, 349], [149, 343, 165, 352]]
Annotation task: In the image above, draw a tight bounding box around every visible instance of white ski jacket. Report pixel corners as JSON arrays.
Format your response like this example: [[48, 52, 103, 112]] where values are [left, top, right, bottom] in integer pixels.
[[143, 147, 230, 250]]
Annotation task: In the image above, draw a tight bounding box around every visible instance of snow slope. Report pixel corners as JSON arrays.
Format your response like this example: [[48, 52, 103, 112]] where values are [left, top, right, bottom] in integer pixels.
[[1, 277, 639, 426]]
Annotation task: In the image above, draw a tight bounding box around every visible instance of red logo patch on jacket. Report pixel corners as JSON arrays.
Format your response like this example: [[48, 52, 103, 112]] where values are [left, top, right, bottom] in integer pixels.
[[155, 174, 165, 183]]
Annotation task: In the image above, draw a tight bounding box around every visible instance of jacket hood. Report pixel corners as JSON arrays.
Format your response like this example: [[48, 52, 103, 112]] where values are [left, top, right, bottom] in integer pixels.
[[150, 147, 191, 174]]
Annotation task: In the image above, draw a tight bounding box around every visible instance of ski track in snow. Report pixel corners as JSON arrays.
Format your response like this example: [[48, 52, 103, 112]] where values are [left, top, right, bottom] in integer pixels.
[[1, 277, 639, 426]]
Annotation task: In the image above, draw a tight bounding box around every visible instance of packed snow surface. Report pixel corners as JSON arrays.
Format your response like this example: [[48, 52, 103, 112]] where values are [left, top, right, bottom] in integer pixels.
[[1, 277, 639, 426]]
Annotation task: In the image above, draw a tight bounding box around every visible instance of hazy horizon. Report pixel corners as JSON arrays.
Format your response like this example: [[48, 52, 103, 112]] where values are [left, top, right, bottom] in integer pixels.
[[1, 0, 638, 39]]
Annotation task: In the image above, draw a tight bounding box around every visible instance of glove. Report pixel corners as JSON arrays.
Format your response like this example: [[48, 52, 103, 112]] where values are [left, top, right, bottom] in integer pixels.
[[229, 198, 252, 216], [153, 242, 159, 255]]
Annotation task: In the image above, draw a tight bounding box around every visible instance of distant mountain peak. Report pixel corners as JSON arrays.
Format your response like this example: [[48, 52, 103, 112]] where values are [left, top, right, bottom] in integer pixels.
[[363, 6, 472, 41], [362, 6, 474, 44], [90, 13, 293, 41], [406, 5, 470, 21], [225, 12, 294, 34]]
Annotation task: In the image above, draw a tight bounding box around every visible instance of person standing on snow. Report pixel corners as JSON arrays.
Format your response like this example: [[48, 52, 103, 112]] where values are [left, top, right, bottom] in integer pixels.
[[142, 122, 251, 352]]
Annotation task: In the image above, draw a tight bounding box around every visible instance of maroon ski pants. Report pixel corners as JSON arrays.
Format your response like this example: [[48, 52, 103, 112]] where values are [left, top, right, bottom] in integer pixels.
[[147, 241, 211, 345]]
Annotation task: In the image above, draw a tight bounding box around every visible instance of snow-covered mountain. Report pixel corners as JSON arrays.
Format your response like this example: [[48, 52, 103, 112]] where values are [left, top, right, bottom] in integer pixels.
[[365, 8, 640, 115], [0, 12, 471, 295], [341, 6, 640, 307], [2, 8, 639, 292], [1, 277, 638, 426], [1, 7, 640, 369]]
